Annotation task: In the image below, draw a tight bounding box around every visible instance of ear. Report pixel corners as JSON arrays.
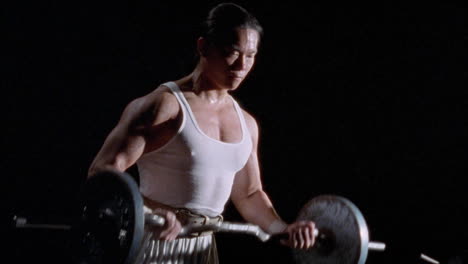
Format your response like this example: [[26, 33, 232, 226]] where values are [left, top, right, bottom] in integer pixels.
[[197, 37, 208, 57]]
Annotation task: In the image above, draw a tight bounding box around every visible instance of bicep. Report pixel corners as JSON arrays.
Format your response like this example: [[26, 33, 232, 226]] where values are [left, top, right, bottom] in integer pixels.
[[104, 123, 146, 165], [88, 118, 147, 175], [230, 152, 262, 202], [231, 112, 262, 202], [89, 90, 177, 175]]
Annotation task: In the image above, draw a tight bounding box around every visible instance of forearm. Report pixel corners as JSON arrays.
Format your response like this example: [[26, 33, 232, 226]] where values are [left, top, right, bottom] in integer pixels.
[[88, 149, 143, 178], [88, 129, 146, 177], [234, 190, 288, 234]]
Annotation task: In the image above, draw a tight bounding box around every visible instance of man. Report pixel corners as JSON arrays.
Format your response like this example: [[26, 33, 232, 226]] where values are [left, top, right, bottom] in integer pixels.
[[88, 3, 315, 263]]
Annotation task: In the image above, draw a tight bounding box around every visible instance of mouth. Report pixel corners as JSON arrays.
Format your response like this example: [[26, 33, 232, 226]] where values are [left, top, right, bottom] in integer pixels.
[[228, 73, 244, 80]]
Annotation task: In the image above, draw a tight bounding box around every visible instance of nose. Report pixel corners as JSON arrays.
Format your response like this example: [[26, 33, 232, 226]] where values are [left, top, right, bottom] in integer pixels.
[[231, 55, 246, 71]]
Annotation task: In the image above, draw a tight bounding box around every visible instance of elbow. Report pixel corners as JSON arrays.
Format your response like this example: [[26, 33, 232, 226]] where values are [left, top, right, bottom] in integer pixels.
[[87, 160, 121, 178], [87, 166, 99, 178], [87, 163, 103, 178]]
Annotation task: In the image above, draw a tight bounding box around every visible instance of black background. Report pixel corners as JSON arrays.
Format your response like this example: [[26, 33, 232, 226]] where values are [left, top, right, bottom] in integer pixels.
[[5, 1, 466, 263]]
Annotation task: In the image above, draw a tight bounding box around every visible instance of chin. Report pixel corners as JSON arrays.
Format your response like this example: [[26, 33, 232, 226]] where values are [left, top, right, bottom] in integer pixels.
[[223, 79, 243, 91]]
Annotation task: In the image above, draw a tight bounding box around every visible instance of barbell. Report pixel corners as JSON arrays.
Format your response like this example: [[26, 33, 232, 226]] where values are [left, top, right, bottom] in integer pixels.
[[14, 170, 386, 264]]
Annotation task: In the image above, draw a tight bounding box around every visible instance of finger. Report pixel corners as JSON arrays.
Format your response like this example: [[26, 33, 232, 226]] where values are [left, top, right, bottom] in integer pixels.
[[160, 224, 171, 239], [163, 225, 176, 240], [309, 224, 316, 247], [166, 212, 176, 230], [293, 230, 303, 249], [297, 228, 306, 249], [160, 212, 176, 239], [303, 226, 311, 249], [289, 228, 296, 248], [168, 220, 182, 240]]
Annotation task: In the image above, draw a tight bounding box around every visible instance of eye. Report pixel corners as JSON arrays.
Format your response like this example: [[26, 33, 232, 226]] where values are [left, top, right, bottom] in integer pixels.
[[246, 53, 256, 59], [228, 50, 240, 58], [223, 47, 239, 58]]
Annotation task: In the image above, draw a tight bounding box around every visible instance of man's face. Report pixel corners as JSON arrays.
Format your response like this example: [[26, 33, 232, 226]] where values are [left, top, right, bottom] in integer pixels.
[[203, 28, 259, 90]]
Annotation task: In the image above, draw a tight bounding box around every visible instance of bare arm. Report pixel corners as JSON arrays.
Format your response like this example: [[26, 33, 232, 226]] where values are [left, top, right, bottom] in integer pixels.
[[230, 110, 316, 249], [230, 111, 285, 232], [87, 86, 183, 241], [88, 87, 179, 177]]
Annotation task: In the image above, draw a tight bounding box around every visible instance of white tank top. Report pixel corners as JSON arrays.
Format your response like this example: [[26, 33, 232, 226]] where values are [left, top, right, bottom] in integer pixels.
[[137, 82, 253, 216]]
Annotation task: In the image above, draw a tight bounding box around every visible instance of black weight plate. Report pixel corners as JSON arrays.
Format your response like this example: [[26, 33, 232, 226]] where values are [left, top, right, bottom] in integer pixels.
[[71, 170, 144, 264]]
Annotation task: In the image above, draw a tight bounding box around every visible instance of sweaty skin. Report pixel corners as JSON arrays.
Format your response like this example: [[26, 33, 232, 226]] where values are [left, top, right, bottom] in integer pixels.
[[88, 28, 315, 249]]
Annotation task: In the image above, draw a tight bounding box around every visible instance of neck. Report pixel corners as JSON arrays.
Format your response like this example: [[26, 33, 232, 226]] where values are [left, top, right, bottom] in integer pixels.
[[187, 65, 230, 105]]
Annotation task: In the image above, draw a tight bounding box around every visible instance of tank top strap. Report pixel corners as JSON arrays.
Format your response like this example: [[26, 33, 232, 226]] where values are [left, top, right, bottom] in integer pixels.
[[229, 97, 250, 140], [162, 82, 187, 110]]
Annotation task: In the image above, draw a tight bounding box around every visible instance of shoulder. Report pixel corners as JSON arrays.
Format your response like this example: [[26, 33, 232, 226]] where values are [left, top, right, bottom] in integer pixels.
[[149, 84, 180, 114], [231, 96, 259, 133], [241, 109, 258, 128], [239, 107, 259, 138], [122, 84, 180, 125]]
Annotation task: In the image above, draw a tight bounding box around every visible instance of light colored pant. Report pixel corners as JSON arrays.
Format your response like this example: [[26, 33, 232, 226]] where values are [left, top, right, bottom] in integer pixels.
[[135, 230, 218, 264]]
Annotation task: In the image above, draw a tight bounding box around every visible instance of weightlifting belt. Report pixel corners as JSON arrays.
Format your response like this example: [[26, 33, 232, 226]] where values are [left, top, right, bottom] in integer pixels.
[[144, 196, 223, 237]]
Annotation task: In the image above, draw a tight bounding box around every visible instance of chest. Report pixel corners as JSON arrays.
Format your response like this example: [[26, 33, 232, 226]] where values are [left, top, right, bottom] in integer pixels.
[[186, 98, 243, 144]]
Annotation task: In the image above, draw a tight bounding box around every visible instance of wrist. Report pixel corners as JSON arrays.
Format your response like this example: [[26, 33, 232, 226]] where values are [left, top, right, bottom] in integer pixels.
[[266, 219, 288, 234]]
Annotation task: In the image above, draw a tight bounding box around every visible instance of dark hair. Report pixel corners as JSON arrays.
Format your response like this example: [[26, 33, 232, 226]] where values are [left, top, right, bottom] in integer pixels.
[[201, 3, 263, 48]]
